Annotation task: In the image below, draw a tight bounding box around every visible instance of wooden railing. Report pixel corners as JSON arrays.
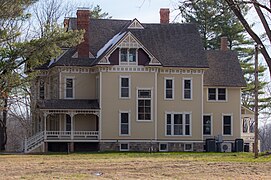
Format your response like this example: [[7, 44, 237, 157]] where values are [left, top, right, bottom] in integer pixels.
[[45, 131, 99, 140]]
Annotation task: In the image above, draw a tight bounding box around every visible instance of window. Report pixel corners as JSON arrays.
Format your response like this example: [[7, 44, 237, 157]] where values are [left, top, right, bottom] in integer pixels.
[[65, 114, 71, 131], [120, 48, 137, 65], [208, 88, 226, 101], [184, 143, 193, 151], [39, 79, 45, 99], [120, 143, 129, 151], [208, 88, 216, 100], [159, 143, 168, 152], [203, 115, 212, 135], [164, 78, 174, 100], [218, 88, 226, 100], [137, 89, 152, 121], [166, 113, 191, 136], [183, 79, 192, 100], [242, 117, 249, 133], [65, 78, 74, 98], [120, 76, 130, 98], [223, 115, 232, 135], [119, 112, 130, 135]]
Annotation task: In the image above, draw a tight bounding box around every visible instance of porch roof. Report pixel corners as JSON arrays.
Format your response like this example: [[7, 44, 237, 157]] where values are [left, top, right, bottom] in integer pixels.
[[37, 99, 99, 110]]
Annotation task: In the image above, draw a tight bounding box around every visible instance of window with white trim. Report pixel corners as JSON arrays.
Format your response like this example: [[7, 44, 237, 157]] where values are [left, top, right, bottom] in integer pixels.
[[223, 115, 232, 135], [120, 48, 137, 65], [137, 89, 152, 121], [159, 143, 168, 152], [119, 112, 130, 135], [39, 79, 45, 99], [184, 143, 193, 151], [203, 115, 212, 135], [166, 113, 191, 136], [65, 78, 74, 99], [165, 78, 174, 100], [120, 76, 130, 98], [208, 88, 226, 101], [183, 78, 192, 100], [120, 143, 129, 151]]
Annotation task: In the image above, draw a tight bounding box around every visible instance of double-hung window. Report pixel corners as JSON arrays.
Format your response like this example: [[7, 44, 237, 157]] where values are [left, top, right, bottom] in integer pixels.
[[137, 89, 152, 121], [203, 115, 212, 135], [119, 112, 130, 136], [223, 115, 232, 135], [164, 78, 174, 100], [39, 79, 45, 99], [166, 113, 191, 136], [65, 78, 74, 99], [183, 78, 192, 100], [120, 76, 130, 98], [120, 48, 137, 65], [208, 88, 226, 101]]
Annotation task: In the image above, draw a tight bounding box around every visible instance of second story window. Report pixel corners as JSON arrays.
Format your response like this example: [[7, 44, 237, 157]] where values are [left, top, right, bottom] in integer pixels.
[[65, 78, 74, 99], [39, 79, 45, 99], [208, 88, 226, 101], [120, 76, 130, 98], [165, 78, 174, 100], [183, 78, 192, 100], [120, 48, 137, 65], [137, 89, 152, 121]]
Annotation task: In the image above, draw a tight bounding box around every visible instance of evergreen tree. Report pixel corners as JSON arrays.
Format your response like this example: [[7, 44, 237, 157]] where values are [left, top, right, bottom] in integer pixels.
[[178, 0, 270, 111]]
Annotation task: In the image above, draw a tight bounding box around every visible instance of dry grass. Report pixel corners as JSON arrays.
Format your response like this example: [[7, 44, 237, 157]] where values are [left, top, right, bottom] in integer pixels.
[[0, 152, 270, 179]]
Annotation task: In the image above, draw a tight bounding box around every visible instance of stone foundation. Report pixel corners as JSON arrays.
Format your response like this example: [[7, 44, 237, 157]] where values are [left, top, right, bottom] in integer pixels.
[[99, 142, 204, 152]]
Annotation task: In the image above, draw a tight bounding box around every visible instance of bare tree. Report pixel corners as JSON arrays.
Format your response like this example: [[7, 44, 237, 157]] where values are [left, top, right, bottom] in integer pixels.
[[224, 0, 271, 75]]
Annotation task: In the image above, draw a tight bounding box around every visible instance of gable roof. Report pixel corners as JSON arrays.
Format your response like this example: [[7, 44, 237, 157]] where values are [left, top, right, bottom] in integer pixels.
[[204, 50, 246, 87], [44, 18, 209, 68]]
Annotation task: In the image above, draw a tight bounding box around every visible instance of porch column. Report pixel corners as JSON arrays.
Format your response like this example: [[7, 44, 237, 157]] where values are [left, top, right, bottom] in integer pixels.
[[44, 113, 48, 140], [70, 113, 75, 140]]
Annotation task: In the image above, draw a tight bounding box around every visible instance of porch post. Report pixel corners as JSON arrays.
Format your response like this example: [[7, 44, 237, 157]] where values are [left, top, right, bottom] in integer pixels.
[[70, 113, 74, 140], [44, 113, 47, 140]]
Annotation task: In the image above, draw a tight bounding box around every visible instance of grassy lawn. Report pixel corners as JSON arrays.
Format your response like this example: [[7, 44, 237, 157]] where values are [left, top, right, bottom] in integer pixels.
[[0, 152, 270, 179]]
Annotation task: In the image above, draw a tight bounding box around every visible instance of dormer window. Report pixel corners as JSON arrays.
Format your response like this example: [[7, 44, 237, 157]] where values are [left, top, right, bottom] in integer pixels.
[[120, 48, 137, 65]]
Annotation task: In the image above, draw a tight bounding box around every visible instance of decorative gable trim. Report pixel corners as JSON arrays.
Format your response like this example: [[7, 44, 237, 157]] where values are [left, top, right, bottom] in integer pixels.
[[128, 19, 144, 29], [72, 51, 95, 58]]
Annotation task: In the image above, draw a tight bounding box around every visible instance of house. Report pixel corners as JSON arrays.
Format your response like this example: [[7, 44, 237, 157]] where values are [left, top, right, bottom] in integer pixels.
[[25, 8, 250, 153]]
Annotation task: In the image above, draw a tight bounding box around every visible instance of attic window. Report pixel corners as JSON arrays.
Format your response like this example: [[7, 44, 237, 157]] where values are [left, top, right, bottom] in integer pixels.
[[120, 48, 137, 65]]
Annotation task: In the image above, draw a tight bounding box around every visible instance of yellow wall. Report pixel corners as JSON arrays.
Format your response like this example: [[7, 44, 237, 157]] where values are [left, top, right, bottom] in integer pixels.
[[203, 87, 242, 140]]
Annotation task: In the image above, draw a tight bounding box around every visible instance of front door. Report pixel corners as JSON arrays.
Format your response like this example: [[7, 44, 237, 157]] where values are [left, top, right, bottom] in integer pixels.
[[65, 114, 71, 131]]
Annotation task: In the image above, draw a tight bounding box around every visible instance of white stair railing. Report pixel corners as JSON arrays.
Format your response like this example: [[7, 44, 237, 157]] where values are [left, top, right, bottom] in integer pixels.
[[24, 131, 44, 153]]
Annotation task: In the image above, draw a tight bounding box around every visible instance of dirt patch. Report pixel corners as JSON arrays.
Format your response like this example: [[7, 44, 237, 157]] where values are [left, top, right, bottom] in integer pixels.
[[0, 154, 270, 179]]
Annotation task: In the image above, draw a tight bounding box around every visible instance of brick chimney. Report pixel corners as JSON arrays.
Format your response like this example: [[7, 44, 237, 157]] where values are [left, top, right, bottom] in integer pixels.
[[77, 9, 90, 58], [220, 36, 228, 51], [160, 8, 170, 24]]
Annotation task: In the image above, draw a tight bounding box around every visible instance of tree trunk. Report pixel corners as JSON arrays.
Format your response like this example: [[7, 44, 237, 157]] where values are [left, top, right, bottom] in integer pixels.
[[0, 98, 8, 151]]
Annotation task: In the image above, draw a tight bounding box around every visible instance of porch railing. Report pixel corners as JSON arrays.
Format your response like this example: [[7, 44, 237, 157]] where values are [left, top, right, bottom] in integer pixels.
[[45, 131, 99, 140]]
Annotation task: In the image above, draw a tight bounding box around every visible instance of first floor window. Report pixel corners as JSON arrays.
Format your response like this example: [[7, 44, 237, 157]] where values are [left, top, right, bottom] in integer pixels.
[[39, 79, 45, 99], [65, 78, 74, 98], [203, 115, 212, 135], [137, 89, 151, 121], [65, 114, 71, 131], [166, 113, 191, 136], [183, 79, 192, 99], [223, 115, 232, 135], [120, 112, 129, 135]]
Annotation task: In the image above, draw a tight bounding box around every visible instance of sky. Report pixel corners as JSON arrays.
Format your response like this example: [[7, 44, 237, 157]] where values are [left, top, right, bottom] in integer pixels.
[[73, 0, 180, 23]]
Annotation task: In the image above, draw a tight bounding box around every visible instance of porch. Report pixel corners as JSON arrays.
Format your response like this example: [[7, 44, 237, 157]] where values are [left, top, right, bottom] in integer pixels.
[[45, 130, 99, 141]]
